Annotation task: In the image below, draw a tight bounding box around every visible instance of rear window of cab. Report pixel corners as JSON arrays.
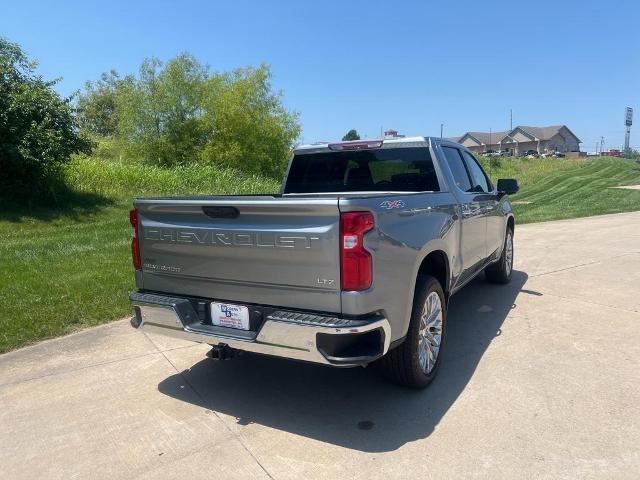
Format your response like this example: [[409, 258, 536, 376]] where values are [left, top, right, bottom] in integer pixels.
[[284, 147, 440, 194]]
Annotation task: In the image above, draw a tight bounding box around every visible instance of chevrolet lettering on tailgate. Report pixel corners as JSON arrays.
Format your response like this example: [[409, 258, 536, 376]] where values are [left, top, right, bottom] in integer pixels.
[[144, 228, 320, 249]]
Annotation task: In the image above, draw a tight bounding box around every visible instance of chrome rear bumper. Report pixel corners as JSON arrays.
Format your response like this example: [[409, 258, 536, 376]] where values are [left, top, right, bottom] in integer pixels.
[[130, 292, 391, 366]]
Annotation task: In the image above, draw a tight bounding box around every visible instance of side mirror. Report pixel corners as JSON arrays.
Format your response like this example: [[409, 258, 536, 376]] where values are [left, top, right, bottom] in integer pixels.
[[497, 178, 519, 195]]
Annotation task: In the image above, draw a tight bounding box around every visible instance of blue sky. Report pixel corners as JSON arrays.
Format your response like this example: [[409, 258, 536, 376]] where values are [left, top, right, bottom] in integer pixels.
[[2, 0, 639, 150]]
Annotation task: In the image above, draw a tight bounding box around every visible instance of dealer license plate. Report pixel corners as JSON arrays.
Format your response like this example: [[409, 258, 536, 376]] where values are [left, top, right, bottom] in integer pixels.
[[210, 302, 250, 330]]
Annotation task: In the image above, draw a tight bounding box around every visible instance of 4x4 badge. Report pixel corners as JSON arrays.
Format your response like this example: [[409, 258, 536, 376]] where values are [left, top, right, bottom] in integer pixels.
[[380, 200, 406, 209]]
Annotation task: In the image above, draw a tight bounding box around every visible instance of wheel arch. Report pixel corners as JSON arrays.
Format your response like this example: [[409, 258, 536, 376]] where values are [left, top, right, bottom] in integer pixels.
[[416, 249, 450, 303]]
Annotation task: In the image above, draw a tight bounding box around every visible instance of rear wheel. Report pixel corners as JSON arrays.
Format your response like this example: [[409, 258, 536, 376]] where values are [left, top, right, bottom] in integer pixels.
[[378, 275, 446, 388], [485, 227, 514, 284]]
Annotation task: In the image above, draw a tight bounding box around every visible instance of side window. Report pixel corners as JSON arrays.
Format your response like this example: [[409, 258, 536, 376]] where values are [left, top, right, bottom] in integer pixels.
[[461, 151, 490, 193], [442, 146, 472, 192]]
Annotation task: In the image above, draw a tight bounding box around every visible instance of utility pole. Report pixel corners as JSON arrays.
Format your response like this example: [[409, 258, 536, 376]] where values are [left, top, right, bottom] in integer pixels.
[[440, 123, 443, 139], [595, 141, 599, 155], [600, 136, 605, 154]]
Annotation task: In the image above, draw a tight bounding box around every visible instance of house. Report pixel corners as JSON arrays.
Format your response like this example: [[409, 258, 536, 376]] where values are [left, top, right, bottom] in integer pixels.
[[384, 129, 405, 139], [449, 125, 581, 155]]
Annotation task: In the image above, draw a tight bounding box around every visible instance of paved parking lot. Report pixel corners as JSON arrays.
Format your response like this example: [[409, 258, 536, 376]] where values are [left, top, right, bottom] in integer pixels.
[[2, 212, 639, 479]]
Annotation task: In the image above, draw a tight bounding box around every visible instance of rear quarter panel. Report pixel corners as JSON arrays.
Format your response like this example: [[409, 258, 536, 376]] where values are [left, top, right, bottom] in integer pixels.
[[339, 192, 459, 342]]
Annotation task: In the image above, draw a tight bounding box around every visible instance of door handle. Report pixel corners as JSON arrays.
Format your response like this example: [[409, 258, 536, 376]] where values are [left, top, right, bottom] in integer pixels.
[[461, 204, 478, 218]]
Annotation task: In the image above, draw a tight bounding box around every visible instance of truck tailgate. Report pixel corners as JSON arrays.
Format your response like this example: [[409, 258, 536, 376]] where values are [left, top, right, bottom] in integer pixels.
[[135, 196, 341, 313]]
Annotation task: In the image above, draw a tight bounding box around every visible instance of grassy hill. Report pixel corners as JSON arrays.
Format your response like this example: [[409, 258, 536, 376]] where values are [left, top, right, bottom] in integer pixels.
[[0, 158, 279, 353], [1, 156, 639, 353], [479, 156, 640, 223]]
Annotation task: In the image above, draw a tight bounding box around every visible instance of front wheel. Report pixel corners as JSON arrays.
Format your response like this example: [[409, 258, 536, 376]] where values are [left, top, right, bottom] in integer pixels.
[[485, 227, 514, 284], [377, 275, 446, 388]]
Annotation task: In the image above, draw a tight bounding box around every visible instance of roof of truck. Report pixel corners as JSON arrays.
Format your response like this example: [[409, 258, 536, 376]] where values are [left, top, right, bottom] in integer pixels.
[[294, 136, 461, 153]]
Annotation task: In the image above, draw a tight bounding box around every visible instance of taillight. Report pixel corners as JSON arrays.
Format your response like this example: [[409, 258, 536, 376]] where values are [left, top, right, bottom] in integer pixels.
[[340, 211, 374, 291], [129, 208, 141, 271]]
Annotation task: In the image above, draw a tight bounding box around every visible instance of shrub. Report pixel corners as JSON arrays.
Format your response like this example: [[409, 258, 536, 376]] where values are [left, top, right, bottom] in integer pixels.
[[0, 38, 92, 201], [76, 57, 300, 178]]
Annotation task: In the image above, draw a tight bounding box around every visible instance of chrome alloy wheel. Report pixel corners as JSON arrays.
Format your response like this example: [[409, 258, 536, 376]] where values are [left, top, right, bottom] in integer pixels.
[[505, 231, 513, 275], [418, 291, 443, 374]]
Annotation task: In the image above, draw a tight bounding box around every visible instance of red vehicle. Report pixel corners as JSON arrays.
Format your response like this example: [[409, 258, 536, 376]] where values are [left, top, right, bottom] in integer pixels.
[[601, 149, 624, 157]]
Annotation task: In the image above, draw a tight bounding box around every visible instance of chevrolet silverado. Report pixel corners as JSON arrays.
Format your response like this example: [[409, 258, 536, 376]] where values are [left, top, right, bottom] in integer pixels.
[[129, 136, 519, 388]]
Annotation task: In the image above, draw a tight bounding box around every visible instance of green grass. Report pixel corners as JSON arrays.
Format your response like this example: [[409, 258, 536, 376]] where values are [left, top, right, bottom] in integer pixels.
[[0, 157, 280, 353], [1, 155, 639, 353], [478, 156, 640, 223]]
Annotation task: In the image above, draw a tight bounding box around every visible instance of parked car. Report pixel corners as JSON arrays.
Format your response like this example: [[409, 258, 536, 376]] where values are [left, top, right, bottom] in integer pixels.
[[482, 149, 501, 157], [523, 149, 539, 158], [129, 137, 519, 388], [498, 150, 511, 157], [602, 149, 624, 157]]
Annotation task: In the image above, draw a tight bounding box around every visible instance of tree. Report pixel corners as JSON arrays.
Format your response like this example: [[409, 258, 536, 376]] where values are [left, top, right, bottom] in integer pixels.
[[201, 64, 300, 177], [76, 70, 121, 137], [0, 37, 92, 200], [342, 129, 360, 141], [627, 148, 640, 160], [78, 55, 300, 176], [114, 54, 208, 166]]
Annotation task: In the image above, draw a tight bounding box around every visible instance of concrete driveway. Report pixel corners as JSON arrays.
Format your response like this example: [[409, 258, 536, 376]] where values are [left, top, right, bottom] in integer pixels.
[[2, 212, 639, 479]]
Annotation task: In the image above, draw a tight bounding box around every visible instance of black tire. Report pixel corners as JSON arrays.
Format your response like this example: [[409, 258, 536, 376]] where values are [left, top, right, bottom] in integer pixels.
[[485, 227, 514, 284], [377, 275, 446, 388]]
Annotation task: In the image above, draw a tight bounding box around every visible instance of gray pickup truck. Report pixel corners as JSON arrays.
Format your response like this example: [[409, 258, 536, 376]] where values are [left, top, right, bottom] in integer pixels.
[[129, 136, 518, 388]]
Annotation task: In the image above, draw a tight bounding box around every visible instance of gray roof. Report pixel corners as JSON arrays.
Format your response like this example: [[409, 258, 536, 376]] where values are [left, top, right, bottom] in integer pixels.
[[295, 136, 430, 152], [514, 125, 564, 140], [465, 131, 510, 145]]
